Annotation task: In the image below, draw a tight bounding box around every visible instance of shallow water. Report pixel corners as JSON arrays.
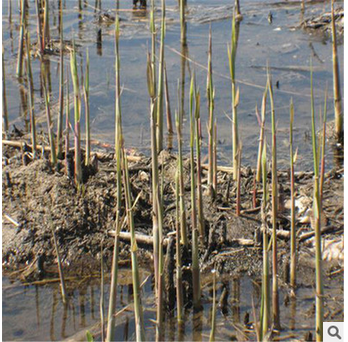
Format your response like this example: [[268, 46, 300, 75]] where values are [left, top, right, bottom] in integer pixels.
[[3, 264, 343, 341], [2, 0, 344, 341], [2, 0, 344, 170]]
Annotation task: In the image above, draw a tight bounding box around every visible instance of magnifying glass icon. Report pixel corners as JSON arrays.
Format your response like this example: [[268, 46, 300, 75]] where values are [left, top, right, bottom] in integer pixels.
[[328, 326, 342, 340]]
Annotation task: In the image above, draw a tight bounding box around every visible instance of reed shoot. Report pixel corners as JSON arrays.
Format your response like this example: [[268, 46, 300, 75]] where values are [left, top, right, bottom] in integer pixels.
[[268, 73, 280, 329], [209, 270, 217, 342], [331, 0, 343, 142], [16, 0, 26, 77], [25, 31, 37, 158], [228, 12, 239, 180], [164, 63, 174, 135], [2, 46, 9, 134], [100, 243, 105, 342], [122, 147, 146, 342], [180, 0, 186, 45], [310, 63, 323, 342], [84, 49, 91, 166], [70, 43, 82, 187], [289, 99, 296, 289], [65, 67, 70, 170], [42, 65, 57, 166], [320, 90, 328, 203], [57, 18, 64, 159]]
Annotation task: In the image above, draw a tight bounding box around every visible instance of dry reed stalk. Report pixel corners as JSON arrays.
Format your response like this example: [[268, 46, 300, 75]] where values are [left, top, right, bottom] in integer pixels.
[[43, 0, 50, 49], [65, 67, 70, 170], [35, 0, 44, 55], [209, 270, 217, 342], [100, 242, 105, 342], [57, 17, 64, 159]]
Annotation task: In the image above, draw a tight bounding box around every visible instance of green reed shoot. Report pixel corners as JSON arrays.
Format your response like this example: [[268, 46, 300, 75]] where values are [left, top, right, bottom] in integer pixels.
[[213, 120, 218, 193], [106, 17, 122, 342], [175, 105, 188, 247], [190, 74, 201, 309], [310, 63, 323, 342], [164, 63, 174, 135], [122, 147, 146, 342], [42, 65, 57, 165], [35, 0, 44, 55], [84, 49, 91, 165], [65, 67, 70, 167], [25, 32, 37, 158], [260, 142, 270, 340], [209, 270, 217, 342], [150, 0, 157, 95], [70, 43, 82, 186], [175, 169, 184, 323], [331, 0, 343, 142], [235, 0, 241, 17], [268, 72, 280, 329], [289, 99, 296, 289], [228, 12, 239, 180], [256, 84, 268, 182], [2, 46, 9, 134], [16, 0, 26, 77], [49, 216, 67, 304], [195, 89, 204, 239], [207, 27, 215, 195], [156, 0, 166, 151], [57, 20, 64, 159]]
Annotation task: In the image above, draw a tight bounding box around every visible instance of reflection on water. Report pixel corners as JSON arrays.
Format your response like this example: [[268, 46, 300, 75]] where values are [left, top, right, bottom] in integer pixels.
[[3, 269, 343, 341]]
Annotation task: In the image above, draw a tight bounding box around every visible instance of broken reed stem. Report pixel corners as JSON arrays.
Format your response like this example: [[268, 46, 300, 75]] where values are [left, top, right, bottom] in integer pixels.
[[156, 0, 166, 152], [57, 18, 64, 159], [289, 99, 296, 289], [261, 142, 270, 339], [255, 85, 267, 182], [176, 105, 188, 247], [164, 63, 174, 135], [175, 170, 184, 323], [42, 64, 57, 165], [70, 43, 82, 187], [190, 75, 201, 309], [2, 46, 9, 134], [100, 243, 105, 342], [331, 0, 343, 142], [35, 0, 44, 55], [25, 31, 37, 158], [84, 49, 91, 166], [310, 63, 323, 342], [16, 0, 26, 77], [228, 13, 239, 180], [195, 90, 204, 239], [207, 26, 215, 195], [209, 270, 217, 342], [106, 17, 122, 342], [268, 72, 280, 330], [43, 0, 50, 49], [180, 0, 186, 45], [49, 217, 67, 304], [122, 147, 146, 342], [65, 67, 70, 170], [320, 90, 328, 204]]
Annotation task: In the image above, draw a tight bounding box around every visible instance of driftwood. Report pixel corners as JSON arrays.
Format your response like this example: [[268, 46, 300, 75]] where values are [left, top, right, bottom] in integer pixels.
[[108, 230, 255, 247]]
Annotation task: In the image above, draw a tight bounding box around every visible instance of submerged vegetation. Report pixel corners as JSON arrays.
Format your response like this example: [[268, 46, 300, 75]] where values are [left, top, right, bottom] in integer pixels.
[[2, 1, 344, 341]]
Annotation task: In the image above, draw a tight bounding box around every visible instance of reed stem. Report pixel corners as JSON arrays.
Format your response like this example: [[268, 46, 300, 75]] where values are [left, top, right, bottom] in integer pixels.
[[35, 0, 44, 55], [65, 67, 70, 171], [268, 72, 280, 329], [2, 46, 9, 134], [180, 0, 186, 45], [16, 0, 26, 77], [57, 17, 64, 159], [289, 99, 296, 289], [331, 0, 343, 142], [209, 270, 217, 342], [84, 49, 91, 166], [164, 63, 174, 135], [25, 31, 37, 158], [310, 63, 323, 342]]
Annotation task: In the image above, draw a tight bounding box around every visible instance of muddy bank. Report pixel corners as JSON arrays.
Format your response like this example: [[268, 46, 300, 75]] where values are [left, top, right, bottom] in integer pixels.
[[2, 136, 343, 285]]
